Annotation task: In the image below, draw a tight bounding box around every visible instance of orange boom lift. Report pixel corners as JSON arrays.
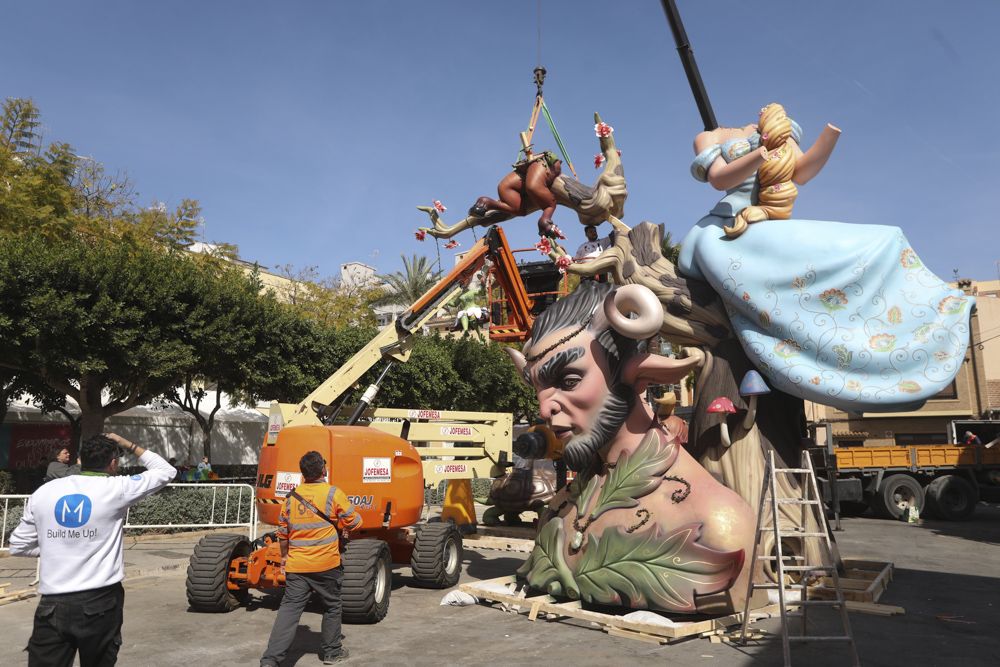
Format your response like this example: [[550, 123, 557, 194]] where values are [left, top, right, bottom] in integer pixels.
[[184, 226, 564, 622]]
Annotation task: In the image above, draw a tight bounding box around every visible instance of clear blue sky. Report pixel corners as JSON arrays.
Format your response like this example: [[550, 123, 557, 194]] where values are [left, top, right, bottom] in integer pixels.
[[2, 1, 996, 282]]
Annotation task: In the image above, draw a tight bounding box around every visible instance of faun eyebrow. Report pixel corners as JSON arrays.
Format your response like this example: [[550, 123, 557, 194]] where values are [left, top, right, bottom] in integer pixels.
[[535, 347, 585, 387]]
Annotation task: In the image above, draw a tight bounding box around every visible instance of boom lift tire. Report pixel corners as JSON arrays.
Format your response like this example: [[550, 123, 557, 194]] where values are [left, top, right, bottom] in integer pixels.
[[925, 474, 978, 521], [410, 522, 463, 588], [342, 539, 392, 623], [871, 474, 924, 520], [186, 533, 251, 612]]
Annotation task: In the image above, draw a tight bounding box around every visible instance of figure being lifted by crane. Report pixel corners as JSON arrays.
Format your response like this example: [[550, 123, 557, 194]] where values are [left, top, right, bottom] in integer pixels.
[[416, 66, 627, 247]]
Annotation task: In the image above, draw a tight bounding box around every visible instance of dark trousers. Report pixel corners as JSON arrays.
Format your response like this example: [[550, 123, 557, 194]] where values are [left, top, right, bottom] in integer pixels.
[[27, 582, 124, 667], [261, 567, 344, 665]]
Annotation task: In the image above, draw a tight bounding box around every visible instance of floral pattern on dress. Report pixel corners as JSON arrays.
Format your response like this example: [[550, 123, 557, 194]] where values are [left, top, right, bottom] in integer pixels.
[[713, 226, 972, 413]]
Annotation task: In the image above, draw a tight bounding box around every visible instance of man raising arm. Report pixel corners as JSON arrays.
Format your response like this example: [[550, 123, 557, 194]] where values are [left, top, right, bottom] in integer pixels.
[[10, 433, 175, 666]]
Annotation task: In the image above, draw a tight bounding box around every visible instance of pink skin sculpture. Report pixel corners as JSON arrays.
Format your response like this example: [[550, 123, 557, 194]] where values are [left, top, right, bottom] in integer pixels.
[[506, 282, 757, 615]]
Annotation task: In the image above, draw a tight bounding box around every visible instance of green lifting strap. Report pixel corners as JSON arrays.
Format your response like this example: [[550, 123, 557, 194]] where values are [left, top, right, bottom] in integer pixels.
[[540, 100, 576, 178]]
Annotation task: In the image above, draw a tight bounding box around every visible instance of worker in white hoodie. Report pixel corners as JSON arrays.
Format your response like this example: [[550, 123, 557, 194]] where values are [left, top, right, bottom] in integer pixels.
[[10, 432, 175, 666]]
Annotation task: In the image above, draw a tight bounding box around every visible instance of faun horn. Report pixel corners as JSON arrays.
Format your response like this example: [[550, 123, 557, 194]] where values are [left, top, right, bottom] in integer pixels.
[[603, 284, 662, 340]]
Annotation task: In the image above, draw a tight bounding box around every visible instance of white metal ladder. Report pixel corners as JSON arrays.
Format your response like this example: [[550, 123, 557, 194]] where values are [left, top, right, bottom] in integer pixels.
[[738, 448, 860, 667]]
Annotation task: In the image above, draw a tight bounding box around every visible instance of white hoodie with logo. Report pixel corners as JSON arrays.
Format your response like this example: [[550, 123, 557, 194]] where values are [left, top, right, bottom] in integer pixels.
[[9, 451, 176, 594]]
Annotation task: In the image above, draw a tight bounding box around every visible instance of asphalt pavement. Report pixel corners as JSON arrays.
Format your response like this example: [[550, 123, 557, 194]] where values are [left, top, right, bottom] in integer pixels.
[[1, 503, 999, 666]]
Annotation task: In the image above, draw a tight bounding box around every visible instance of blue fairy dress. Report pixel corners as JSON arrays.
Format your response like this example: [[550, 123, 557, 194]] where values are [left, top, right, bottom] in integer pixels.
[[677, 123, 973, 413]]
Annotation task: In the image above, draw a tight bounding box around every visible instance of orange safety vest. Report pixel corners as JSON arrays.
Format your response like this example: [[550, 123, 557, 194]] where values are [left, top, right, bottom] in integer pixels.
[[277, 483, 362, 573]]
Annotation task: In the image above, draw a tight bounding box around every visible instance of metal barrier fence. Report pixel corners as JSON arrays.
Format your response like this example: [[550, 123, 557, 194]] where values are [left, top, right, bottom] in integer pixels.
[[124, 483, 258, 540], [0, 494, 30, 552], [1, 482, 258, 551]]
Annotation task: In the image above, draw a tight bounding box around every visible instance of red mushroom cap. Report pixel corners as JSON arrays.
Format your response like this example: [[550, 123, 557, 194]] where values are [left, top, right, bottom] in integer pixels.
[[706, 396, 737, 413]]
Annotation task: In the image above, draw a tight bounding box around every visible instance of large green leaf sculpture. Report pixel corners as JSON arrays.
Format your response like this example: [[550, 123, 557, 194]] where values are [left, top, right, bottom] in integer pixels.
[[516, 518, 576, 597], [576, 431, 678, 521], [574, 524, 744, 612]]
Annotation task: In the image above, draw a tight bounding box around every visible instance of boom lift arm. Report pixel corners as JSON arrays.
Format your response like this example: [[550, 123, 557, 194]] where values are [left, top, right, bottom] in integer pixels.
[[267, 226, 534, 439]]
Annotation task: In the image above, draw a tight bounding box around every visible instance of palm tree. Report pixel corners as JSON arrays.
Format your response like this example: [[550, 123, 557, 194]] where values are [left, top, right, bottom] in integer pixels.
[[660, 228, 682, 265], [376, 254, 443, 307]]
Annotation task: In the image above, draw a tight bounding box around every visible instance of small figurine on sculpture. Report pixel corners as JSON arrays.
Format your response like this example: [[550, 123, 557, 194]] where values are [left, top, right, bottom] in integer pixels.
[[506, 281, 756, 614], [451, 286, 486, 339]]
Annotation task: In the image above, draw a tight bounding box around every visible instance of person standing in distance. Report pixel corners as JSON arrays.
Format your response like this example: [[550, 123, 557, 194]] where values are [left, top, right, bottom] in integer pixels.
[[260, 451, 362, 666], [44, 445, 80, 482], [9, 433, 175, 666]]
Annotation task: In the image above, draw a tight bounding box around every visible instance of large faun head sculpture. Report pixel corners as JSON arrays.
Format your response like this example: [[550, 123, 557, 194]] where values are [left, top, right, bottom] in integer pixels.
[[507, 281, 701, 472]]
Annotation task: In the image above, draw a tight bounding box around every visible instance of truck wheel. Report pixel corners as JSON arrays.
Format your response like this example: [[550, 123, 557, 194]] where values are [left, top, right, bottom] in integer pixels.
[[925, 475, 978, 521], [410, 522, 463, 588], [871, 474, 924, 520], [342, 539, 392, 624], [186, 533, 251, 612]]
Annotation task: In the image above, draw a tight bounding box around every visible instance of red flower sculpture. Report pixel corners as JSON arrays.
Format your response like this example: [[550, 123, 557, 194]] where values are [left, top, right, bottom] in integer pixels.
[[415, 229, 427, 241], [535, 237, 553, 255], [594, 122, 614, 138], [444, 239, 460, 249], [593, 153, 605, 169], [555, 254, 573, 274], [433, 200, 447, 213]]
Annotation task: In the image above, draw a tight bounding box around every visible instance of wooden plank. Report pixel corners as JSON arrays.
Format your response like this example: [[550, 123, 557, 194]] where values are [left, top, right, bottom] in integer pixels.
[[865, 562, 894, 597], [842, 558, 893, 571], [0, 589, 35, 606], [462, 575, 780, 642], [845, 601, 905, 616], [464, 534, 534, 553], [818, 577, 872, 591], [606, 626, 669, 645], [474, 525, 537, 540]]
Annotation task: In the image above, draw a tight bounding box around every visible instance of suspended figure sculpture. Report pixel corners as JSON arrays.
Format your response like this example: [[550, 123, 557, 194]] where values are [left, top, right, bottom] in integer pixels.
[[418, 71, 627, 244]]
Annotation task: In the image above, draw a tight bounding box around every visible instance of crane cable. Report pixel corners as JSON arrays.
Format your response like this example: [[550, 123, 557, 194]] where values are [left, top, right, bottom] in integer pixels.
[[518, 0, 577, 179]]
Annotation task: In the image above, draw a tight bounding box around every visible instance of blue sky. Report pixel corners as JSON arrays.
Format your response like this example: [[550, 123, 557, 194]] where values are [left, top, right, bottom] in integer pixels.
[[2, 1, 996, 283]]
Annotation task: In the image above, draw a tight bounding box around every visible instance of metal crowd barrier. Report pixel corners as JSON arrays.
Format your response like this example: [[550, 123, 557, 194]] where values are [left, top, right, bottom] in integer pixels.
[[1, 482, 258, 574], [124, 483, 258, 540]]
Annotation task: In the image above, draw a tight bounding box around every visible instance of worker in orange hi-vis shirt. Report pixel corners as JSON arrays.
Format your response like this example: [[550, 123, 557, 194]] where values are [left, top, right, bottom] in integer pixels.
[[260, 451, 362, 667]]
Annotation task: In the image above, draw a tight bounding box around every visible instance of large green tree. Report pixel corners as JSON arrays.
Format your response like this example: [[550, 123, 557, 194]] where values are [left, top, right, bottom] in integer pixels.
[[0, 233, 219, 440], [160, 259, 277, 459], [275, 264, 382, 329]]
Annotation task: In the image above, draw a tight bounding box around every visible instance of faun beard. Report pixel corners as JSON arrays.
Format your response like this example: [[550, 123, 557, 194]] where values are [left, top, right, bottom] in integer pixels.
[[561, 383, 634, 473]]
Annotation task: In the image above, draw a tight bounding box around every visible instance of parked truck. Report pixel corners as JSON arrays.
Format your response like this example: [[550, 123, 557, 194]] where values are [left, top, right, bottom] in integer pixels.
[[812, 420, 1000, 521]]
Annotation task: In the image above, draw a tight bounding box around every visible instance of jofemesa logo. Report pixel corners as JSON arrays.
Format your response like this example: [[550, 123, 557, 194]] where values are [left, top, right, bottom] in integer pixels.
[[54, 494, 92, 528]]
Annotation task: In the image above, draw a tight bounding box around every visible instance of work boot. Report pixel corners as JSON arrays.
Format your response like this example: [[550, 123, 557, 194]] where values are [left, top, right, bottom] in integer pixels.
[[322, 647, 350, 664]]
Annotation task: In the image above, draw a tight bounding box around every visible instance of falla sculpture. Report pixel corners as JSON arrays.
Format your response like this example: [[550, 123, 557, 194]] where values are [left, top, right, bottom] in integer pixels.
[[500, 103, 971, 614], [416, 64, 970, 615]]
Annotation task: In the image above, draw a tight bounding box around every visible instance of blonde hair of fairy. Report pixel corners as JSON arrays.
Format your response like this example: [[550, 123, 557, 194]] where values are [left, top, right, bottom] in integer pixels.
[[724, 103, 798, 238]]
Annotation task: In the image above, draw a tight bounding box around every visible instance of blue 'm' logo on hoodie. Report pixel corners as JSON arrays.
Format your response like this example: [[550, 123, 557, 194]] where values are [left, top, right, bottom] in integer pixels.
[[54, 494, 92, 528]]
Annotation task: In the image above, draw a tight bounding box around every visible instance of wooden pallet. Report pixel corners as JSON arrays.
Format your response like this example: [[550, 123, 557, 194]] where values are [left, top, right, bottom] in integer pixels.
[[460, 575, 779, 644], [808, 559, 893, 603], [463, 534, 535, 553]]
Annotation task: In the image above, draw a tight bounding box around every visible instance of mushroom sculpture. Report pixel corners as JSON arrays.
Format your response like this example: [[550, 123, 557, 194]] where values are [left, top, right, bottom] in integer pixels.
[[739, 370, 770, 430], [707, 396, 737, 447]]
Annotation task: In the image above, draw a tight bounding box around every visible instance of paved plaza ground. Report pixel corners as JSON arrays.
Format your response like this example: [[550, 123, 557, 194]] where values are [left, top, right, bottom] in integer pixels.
[[1, 502, 999, 666]]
